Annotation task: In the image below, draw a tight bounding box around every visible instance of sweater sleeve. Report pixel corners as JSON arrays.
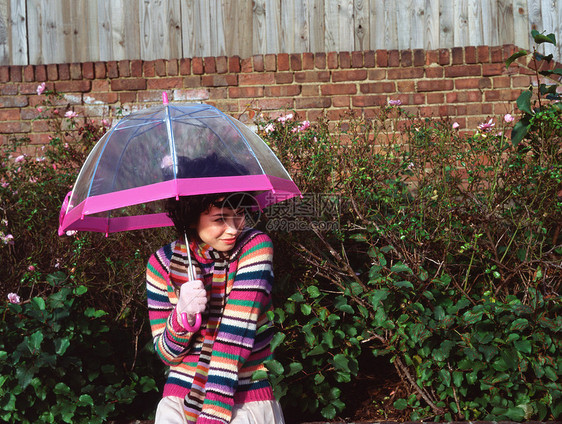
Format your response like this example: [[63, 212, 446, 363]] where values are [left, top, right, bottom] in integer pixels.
[[197, 233, 274, 424], [146, 246, 198, 366]]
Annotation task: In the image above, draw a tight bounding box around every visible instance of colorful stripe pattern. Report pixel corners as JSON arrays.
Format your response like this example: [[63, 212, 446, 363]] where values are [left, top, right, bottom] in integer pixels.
[[146, 229, 275, 423]]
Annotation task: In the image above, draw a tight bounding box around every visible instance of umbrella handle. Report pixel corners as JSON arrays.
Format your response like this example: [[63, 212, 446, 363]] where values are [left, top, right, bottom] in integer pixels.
[[181, 312, 202, 332]]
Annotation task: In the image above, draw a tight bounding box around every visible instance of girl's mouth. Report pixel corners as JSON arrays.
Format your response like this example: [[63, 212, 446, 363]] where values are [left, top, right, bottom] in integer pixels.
[[221, 238, 237, 245]]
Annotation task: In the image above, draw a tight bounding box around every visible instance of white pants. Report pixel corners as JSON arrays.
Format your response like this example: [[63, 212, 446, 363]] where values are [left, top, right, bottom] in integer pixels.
[[155, 396, 285, 424]]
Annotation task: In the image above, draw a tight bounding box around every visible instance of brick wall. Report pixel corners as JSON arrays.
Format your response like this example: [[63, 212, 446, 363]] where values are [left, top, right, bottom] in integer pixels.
[[0, 45, 534, 149]]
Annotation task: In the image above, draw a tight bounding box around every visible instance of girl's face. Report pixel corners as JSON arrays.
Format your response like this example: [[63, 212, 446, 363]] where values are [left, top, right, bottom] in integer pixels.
[[195, 204, 245, 252]]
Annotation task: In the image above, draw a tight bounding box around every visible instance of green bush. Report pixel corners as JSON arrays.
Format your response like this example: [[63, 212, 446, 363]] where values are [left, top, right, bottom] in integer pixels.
[[1, 90, 167, 421], [258, 93, 561, 421]]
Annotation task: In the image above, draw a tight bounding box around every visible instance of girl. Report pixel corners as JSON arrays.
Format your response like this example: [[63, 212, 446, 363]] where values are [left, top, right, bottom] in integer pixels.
[[146, 155, 285, 424]]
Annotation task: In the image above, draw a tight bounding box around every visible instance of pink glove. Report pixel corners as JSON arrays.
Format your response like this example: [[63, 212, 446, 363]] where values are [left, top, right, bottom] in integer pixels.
[[176, 280, 207, 327]]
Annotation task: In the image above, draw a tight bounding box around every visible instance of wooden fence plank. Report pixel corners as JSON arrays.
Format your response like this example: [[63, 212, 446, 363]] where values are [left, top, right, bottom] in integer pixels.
[[467, 0, 484, 46], [354, 0, 369, 51], [539, 0, 558, 58], [396, 0, 412, 49], [513, 0, 530, 48], [497, 0, 515, 45], [223, 0, 253, 58], [453, 0, 470, 46], [0, 0, 8, 65], [440, 0, 455, 48], [209, 0, 226, 57], [308, 0, 325, 52], [140, 0, 181, 60], [265, 0, 282, 54], [252, 0, 267, 55], [67, 0, 100, 63], [409, 0, 425, 49], [27, 0, 67, 64], [3, 0, 27, 65], [280, 0, 309, 53], [481, 0, 499, 46], [424, 0, 440, 49]]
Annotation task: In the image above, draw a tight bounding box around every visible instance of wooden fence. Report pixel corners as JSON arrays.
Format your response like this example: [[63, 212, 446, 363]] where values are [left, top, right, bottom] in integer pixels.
[[0, 0, 561, 66]]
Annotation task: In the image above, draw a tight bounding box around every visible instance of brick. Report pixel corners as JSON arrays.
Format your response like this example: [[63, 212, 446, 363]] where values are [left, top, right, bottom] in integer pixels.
[[23, 65, 35, 82], [451, 47, 463, 65], [94, 62, 106, 79], [446, 90, 482, 103], [111, 78, 147, 91], [397, 80, 415, 92], [387, 68, 424, 79], [295, 71, 330, 83], [240, 57, 252, 73], [303, 52, 314, 69], [320, 83, 356, 95], [490, 46, 504, 63], [314, 53, 326, 69], [91, 80, 109, 92], [0, 121, 30, 133], [400, 50, 412, 67], [426, 92, 444, 104], [301, 84, 318, 96], [85, 92, 118, 104], [131, 60, 143, 77], [278, 53, 290, 71], [8, 66, 22, 82], [332, 95, 350, 107], [465, 46, 477, 64], [398, 93, 425, 105], [154, 59, 166, 76], [388, 50, 400, 67], [54, 80, 92, 93], [364, 50, 375, 67], [143, 61, 155, 77], [327, 52, 338, 69], [47, 64, 58, 80], [228, 86, 263, 98], [0, 109, 20, 120], [444, 65, 482, 78], [477, 46, 489, 62], [35, 65, 47, 81], [352, 95, 386, 107], [229, 56, 241, 73], [183, 76, 201, 88], [216, 57, 228, 74], [117, 60, 130, 77], [167, 60, 178, 76], [455, 78, 489, 90], [147, 77, 183, 89], [290, 54, 302, 71], [265, 85, 301, 97], [174, 89, 210, 101], [203, 57, 216, 74], [439, 49, 450, 65], [18, 83, 38, 95], [207, 87, 227, 99], [256, 98, 294, 110], [482, 63, 505, 76], [425, 67, 443, 78], [119, 92, 137, 103], [239, 73, 275, 85], [332, 69, 367, 82], [295, 97, 331, 109], [340, 52, 351, 68], [376, 50, 388, 67], [0, 66, 9, 82], [192, 57, 204, 74], [70, 63, 82, 79], [360, 82, 395, 93], [351, 51, 363, 68], [201, 75, 238, 87], [368, 69, 386, 80], [179, 58, 191, 75], [264, 54, 276, 71], [275, 72, 293, 84], [413, 49, 425, 67], [107, 61, 119, 78], [417, 79, 454, 92], [426, 50, 439, 65], [511, 75, 531, 88]]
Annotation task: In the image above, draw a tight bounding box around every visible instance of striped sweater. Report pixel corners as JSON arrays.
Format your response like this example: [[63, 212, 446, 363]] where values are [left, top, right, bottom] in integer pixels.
[[146, 229, 276, 423]]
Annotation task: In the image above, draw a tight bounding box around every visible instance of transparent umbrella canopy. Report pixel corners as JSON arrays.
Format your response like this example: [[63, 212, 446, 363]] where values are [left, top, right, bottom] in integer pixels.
[[58, 102, 301, 236]]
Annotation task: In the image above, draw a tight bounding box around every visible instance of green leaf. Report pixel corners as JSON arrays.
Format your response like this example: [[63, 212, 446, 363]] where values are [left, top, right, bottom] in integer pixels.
[[321, 404, 337, 420], [306, 285, 321, 298], [54, 382, 71, 396], [532, 30, 556, 45], [29, 331, 44, 351], [270, 332, 286, 352], [334, 296, 354, 314], [300, 303, 312, 315], [394, 398, 408, 410], [77, 394, 94, 407], [31, 297, 46, 311], [286, 362, 303, 377], [516, 90, 533, 115], [265, 359, 284, 376], [391, 262, 413, 275], [505, 406, 526, 420], [251, 370, 268, 381], [332, 354, 350, 372], [510, 119, 530, 146], [514, 339, 532, 354], [505, 50, 528, 68]]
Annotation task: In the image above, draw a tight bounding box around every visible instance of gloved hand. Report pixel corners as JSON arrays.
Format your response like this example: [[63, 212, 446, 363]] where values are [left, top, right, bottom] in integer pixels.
[[176, 279, 207, 327]]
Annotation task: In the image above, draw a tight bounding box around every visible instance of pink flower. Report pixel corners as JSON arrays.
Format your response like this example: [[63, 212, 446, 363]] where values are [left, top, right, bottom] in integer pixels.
[[36, 82, 46, 95], [297, 120, 310, 132], [102, 119, 110, 127], [65, 111, 78, 119], [27, 265, 35, 272], [264, 123, 275, 133], [2, 234, 14, 245], [14, 155, 26, 163], [452, 122, 460, 129], [1, 182, 9, 188], [277, 113, 293, 123], [7, 293, 20, 304], [66, 230, 77, 236], [388, 99, 402, 106], [504, 113, 514, 123], [478, 118, 495, 132], [37, 107, 43, 113]]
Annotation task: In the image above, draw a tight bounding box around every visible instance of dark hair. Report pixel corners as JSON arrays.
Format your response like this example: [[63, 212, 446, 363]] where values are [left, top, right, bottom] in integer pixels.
[[163, 154, 255, 238]]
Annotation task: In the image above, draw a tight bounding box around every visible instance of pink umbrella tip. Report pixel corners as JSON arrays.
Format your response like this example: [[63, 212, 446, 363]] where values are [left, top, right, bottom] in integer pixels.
[[162, 92, 169, 105]]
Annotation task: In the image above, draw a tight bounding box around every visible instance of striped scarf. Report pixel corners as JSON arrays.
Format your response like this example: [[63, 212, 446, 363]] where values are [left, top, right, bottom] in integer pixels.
[[169, 239, 234, 423]]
